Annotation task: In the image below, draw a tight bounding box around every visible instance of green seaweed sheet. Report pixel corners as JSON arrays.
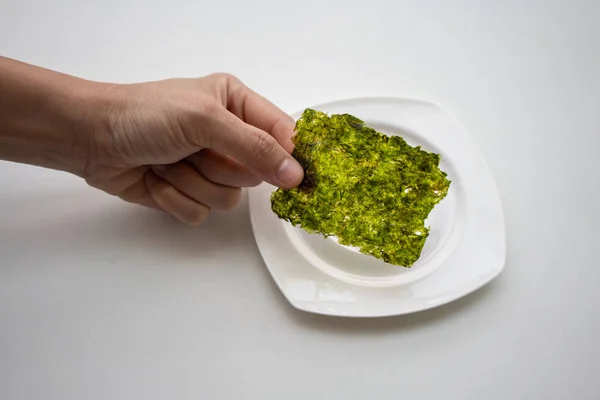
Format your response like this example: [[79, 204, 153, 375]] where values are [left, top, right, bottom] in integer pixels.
[[270, 109, 451, 267]]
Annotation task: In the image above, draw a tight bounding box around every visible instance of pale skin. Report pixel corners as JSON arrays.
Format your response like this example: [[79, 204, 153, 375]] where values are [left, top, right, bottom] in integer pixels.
[[0, 57, 304, 225]]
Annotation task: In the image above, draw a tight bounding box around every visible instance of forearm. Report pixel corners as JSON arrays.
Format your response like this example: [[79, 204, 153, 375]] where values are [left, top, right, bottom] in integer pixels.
[[0, 57, 106, 176]]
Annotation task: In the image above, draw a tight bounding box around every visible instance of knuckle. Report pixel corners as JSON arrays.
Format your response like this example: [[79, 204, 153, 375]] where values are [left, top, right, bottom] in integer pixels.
[[185, 206, 209, 226], [150, 181, 172, 204], [183, 97, 219, 127], [215, 188, 241, 210], [177, 97, 221, 148], [196, 97, 221, 117], [145, 173, 170, 202], [151, 165, 171, 181], [251, 131, 278, 160], [209, 72, 240, 86]]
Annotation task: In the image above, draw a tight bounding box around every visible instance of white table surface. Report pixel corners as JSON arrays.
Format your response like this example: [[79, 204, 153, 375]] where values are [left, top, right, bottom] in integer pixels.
[[1, 1, 599, 399]]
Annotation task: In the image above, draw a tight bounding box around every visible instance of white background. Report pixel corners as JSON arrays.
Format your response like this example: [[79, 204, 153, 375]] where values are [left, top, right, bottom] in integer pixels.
[[1, 1, 599, 399]]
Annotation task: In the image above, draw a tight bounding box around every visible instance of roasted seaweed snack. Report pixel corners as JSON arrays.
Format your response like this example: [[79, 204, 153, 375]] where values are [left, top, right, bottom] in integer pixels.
[[271, 109, 450, 267]]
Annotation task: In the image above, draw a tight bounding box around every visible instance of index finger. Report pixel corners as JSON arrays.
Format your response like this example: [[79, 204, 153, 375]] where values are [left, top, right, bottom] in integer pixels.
[[220, 75, 297, 154]]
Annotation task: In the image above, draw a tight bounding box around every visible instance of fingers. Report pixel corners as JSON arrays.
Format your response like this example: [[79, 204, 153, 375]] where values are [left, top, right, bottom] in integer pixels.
[[151, 162, 241, 210], [145, 172, 210, 226], [87, 166, 161, 210], [186, 149, 262, 187], [118, 178, 161, 210], [221, 76, 297, 154], [199, 107, 304, 188], [144, 160, 244, 226]]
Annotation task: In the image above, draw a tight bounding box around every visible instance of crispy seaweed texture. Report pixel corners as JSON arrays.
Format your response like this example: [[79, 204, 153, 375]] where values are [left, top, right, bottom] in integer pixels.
[[270, 109, 451, 267]]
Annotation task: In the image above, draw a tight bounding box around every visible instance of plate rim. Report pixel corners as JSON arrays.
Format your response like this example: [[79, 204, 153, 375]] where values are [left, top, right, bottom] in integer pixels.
[[248, 96, 506, 317]]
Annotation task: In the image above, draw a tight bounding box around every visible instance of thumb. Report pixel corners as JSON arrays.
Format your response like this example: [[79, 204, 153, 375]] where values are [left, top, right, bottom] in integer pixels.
[[203, 106, 304, 188]]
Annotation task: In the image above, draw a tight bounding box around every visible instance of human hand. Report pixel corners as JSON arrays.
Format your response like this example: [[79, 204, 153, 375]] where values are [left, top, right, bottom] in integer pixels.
[[84, 74, 304, 225]]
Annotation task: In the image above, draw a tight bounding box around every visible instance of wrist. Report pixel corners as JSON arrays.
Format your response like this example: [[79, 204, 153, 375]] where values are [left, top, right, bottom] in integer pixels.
[[0, 58, 115, 177]]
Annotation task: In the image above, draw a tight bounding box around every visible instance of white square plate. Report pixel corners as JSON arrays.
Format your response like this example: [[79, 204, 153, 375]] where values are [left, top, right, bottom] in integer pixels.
[[248, 97, 505, 317]]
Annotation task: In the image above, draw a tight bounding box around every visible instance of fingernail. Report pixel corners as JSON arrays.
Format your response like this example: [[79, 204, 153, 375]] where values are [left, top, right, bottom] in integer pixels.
[[276, 158, 303, 185]]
